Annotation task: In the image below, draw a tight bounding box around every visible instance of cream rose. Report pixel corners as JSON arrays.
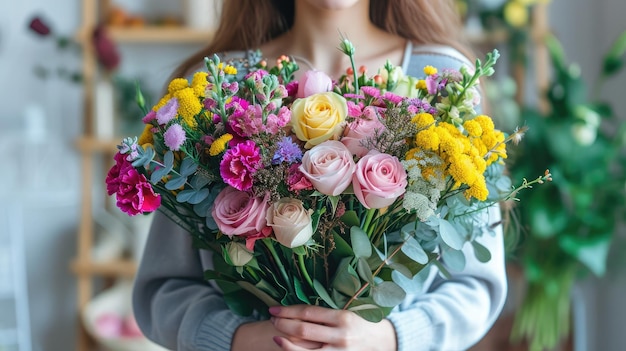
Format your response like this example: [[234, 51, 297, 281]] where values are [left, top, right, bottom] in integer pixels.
[[266, 198, 314, 248], [299, 140, 356, 196], [290, 92, 347, 149], [225, 242, 254, 266]]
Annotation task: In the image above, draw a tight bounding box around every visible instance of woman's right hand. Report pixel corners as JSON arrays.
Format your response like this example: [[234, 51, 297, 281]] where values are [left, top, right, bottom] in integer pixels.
[[232, 320, 323, 351]]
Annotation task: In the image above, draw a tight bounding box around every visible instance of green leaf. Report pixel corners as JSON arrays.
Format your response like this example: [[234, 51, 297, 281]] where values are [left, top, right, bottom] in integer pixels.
[[165, 175, 187, 190], [371, 281, 406, 308], [223, 289, 255, 316], [313, 280, 339, 309], [602, 30, 626, 77], [433, 260, 452, 279], [559, 233, 612, 276], [328, 195, 340, 216], [177, 188, 210, 204], [332, 231, 354, 257], [441, 245, 466, 272], [401, 237, 429, 264], [293, 279, 311, 304], [471, 240, 492, 263], [356, 257, 374, 284], [528, 190, 569, 238], [179, 157, 198, 177], [347, 302, 385, 323], [332, 258, 361, 296], [340, 210, 360, 227], [350, 226, 372, 258], [237, 281, 281, 307], [392, 266, 430, 292], [439, 219, 464, 250]]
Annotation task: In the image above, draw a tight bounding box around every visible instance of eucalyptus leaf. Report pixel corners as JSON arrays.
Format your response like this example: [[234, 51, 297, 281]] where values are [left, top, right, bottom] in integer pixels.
[[332, 258, 361, 296], [165, 175, 188, 190], [351, 226, 372, 259], [313, 280, 339, 309], [190, 173, 212, 188], [163, 150, 174, 169], [179, 157, 199, 177], [177, 188, 210, 204], [356, 257, 374, 284], [441, 245, 466, 272], [471, 240, 492, 263], [150, 167, 169, 184], [348, 303, 384, 323], [371, 281, 406, 307], [401, 237, 429, 264], [439, 219, 464, 250], [392, 266, 430, 293]]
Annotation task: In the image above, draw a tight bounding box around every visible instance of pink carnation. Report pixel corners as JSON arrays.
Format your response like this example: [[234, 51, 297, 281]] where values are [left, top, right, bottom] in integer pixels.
[[105, 152, 161, 216], [220, 140, 262, 191]]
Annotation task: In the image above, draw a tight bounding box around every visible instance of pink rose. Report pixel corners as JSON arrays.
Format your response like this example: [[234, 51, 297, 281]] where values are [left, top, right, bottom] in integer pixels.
[[341, 106, 386, 157], [352, 151, 407, 209], [212, 187, 271, 249], [299, 140, 356, 196], [106, 152, 161, 216], [297, 70, 333, 98], [266, 198, 314, 248], [287, 164, 313, 192]]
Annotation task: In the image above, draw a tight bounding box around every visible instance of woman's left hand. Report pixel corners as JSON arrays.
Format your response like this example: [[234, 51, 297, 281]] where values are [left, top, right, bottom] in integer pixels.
[[269, 305, 397, 351]]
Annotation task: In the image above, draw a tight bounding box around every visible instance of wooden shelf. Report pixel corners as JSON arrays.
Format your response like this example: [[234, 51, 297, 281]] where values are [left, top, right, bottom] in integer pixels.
[[71, 258, 137, 278], [107, 26, 214, 44], [75, 136, 120, 154]]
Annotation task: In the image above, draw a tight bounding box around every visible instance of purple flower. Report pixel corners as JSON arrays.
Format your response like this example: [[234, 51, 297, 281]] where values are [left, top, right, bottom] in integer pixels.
[[285, 81, 299, 97], [106, 152, 161, 216], [28, 16, 51, 36], [142, 110, 156, 123], [273, 137, 303, 164], [361, 86, 381, 99], [156, 97, 179, 125], [220, 140, 262, 191], [163, 124, 186, 151]]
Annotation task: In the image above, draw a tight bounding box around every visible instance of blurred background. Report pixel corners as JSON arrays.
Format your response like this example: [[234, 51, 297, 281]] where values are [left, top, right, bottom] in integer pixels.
[[0, 0, 624, 350]]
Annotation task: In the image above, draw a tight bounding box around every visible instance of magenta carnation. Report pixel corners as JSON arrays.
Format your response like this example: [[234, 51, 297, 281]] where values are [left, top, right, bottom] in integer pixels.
[[106, 152, 161, 216], [220, 140, 262, 191]]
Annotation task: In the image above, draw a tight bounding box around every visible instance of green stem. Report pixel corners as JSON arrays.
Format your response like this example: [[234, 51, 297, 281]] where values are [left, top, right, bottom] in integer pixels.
[[297, 254, 314, 289], [263, 239, 292, 293], [349, 55, 359, 93], [361, 208, 376, 237]]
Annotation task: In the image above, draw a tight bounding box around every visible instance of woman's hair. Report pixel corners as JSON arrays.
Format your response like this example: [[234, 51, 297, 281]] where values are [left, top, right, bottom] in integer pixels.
[[171, 0, 472, 78]]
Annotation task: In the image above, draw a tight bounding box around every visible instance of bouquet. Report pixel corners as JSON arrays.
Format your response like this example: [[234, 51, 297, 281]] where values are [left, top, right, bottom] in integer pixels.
[[106, 39, 545, 321]]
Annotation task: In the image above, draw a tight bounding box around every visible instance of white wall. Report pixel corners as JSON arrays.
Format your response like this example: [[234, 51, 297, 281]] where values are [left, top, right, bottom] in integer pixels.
[[0, 0, 624, 350]]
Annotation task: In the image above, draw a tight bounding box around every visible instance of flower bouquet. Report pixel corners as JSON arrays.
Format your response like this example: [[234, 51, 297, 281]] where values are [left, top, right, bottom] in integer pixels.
[[106, 39, 544, 321]]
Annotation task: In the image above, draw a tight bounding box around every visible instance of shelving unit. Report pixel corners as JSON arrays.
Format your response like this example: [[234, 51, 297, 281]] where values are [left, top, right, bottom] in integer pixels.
[[73, 1, 215, 350]]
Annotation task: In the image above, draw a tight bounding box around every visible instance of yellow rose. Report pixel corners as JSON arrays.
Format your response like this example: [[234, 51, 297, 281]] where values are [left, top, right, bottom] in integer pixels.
[[291, 92, 348, 149]]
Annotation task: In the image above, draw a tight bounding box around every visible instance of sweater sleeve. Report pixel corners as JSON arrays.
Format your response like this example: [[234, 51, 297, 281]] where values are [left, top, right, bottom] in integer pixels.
[[387, 205, 507, 351], [132, 211, 258, 351], [387, 46, 507, 351]]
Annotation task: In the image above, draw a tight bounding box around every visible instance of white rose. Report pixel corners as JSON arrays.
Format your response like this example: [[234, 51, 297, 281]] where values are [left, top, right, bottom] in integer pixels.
[[226, 242, 254, 266], [266, 198, 314, 248]]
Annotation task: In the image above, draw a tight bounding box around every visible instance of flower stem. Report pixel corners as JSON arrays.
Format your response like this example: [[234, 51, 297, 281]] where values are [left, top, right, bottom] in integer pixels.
[[361, 208, 376, 237], [263, 239, 292, 293], [298, 254, 314, 289]]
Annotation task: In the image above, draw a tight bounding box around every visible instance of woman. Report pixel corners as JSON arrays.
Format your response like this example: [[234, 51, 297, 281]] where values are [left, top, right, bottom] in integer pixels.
[[132, 1, 508, 350]]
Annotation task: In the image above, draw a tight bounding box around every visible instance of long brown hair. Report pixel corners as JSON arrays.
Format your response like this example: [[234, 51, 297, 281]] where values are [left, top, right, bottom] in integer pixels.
[[172, 0, 472, 78]]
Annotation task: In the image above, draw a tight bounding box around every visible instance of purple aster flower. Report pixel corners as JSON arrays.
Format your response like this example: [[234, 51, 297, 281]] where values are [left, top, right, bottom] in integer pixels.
[[273, 136, 303, 164], [157, 98, 179, 125], [163, 124, 186, 151]]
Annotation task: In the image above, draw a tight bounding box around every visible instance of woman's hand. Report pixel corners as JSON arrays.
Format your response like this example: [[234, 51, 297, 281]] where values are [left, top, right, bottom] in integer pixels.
[[232, 320, 323, 351], [269, 305, 398, 351]]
